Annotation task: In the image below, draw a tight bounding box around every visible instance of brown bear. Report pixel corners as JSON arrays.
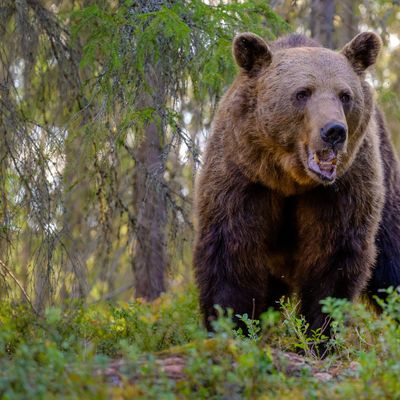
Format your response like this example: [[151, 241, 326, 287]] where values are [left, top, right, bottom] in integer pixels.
[[193, 31, 400, 335]]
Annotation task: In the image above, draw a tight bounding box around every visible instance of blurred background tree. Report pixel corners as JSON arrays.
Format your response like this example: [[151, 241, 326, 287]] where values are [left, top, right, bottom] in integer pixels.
[[0, 0, 399, 310]]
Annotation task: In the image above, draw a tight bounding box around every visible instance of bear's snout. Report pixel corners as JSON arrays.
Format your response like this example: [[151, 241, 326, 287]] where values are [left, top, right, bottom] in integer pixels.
[[320, 122, 347, 148]]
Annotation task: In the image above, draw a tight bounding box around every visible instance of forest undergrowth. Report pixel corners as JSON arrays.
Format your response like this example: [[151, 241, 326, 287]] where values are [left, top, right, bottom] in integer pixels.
[[1, 286, 400, 399]]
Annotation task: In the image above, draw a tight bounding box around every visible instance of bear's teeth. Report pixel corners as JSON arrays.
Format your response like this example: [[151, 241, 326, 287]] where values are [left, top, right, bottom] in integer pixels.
[[314, 153, 320, 164]]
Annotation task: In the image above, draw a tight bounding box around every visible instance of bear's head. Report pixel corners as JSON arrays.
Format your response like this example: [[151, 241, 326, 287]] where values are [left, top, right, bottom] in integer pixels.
[[229, 32, 381, 194]]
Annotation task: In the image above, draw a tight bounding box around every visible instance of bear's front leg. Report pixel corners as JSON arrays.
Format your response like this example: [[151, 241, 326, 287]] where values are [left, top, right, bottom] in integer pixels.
[[298, 248, 374, 334], [200, 278, 267, 332], [194, 216, 271, 332], [296, 191, 380, 342], [297, 246, 374, 358], [193, 173, 279, 332]]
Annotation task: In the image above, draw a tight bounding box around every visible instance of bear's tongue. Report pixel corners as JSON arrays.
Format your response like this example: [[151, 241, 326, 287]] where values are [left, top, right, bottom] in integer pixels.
[[308, 149, 337, 181]]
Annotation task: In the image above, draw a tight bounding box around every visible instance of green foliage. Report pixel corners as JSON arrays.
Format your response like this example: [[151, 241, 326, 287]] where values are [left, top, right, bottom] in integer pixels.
[[70, 0, 289, 134], [1, 288, 400, 398], [0, 286, 203, 399], [273, 298, 330, 358], [235, 312, 262, 341]]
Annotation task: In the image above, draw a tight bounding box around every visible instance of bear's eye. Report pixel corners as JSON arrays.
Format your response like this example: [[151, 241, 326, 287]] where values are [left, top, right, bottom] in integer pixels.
[[296, 90, 310, 101], [340, 92, 352, 104]]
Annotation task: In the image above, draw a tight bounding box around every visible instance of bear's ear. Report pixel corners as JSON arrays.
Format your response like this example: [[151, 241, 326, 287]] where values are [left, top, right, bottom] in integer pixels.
[[233, 33, 272, 73], [341, 32, 382, 75]]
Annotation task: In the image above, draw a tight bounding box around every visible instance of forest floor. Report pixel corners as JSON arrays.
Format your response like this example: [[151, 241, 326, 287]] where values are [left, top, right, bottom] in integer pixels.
[[1, 285, 400, 399]]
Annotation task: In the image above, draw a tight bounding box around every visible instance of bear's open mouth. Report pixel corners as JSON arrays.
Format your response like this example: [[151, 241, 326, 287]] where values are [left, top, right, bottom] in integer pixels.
[[307, 148, 338, 182]]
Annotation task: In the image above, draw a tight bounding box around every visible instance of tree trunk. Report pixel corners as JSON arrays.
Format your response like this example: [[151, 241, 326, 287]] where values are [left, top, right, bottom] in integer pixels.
[[60, 134, 89, 301], [132, 64, 167, 301], [0, 94, 9, 266], [336, 0, 359, 48], [310, 0, 336, 48], [122, 1, 170, 301]]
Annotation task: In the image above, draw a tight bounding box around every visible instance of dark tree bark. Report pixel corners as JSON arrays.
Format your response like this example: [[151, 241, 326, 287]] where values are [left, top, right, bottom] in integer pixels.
[[116, 0, 170, 301], [132, 65, 167, 301], [133, 88, 167, 300], [310, 0, 336, 48], [133, 129, 167, 300]]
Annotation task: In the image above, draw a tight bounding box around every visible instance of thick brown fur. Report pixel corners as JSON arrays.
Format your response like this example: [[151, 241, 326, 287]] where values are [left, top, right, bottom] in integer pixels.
[[193, 32, 400, 334]]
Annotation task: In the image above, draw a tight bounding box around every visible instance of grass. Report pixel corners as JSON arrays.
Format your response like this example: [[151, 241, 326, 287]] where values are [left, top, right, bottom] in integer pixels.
[[0, 286, 400, 399]]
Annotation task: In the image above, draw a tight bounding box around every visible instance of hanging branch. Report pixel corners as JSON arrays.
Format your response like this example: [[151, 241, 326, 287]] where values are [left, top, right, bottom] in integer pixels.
[[0, 259, 38, 314]]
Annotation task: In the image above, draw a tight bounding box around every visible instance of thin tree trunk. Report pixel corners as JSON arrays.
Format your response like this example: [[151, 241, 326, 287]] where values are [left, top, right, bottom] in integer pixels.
[[132, 64, 167, 301], [336, 0, 359, 48], [61, 137, 89, 301], [124, 0, 171, 301], [310, 0, 336, 48], [0, 63, 10, 273]]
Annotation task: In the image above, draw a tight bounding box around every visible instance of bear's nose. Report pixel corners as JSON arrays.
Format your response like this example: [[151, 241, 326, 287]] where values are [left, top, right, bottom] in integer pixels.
[[320, 122, 347, 146]]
